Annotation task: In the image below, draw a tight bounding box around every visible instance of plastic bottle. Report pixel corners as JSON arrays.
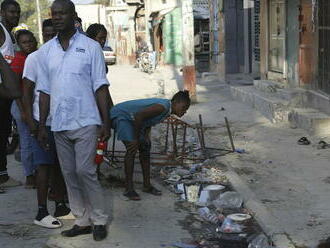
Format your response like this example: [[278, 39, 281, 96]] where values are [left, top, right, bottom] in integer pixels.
[[95, 139, 107, 165]]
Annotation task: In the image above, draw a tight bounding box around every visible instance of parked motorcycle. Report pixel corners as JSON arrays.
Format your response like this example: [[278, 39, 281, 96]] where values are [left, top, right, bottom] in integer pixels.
[[135, 46, 157, 74]]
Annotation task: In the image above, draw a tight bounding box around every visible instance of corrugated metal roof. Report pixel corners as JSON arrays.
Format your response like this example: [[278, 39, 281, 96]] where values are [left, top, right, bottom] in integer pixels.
[[193, 0, 209, 7], [193, 0, 209, 19]]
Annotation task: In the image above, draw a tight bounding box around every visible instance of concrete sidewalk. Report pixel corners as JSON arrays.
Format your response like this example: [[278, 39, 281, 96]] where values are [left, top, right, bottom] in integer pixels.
[[184, 76, 330, 248]]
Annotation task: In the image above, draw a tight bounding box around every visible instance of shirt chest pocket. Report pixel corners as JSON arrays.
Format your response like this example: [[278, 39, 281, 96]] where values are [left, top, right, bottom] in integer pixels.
[[66, 55, 91, 75]]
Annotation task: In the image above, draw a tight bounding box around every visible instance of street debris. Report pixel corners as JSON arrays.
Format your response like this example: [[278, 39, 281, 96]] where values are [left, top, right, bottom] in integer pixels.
[[297, 137, 311, 145], [217, 217, 244, 234], [317, 140, 330, 149], [170, 242, 199, 248], [102, 115, 272, 248], [212, 191, 243, 209], [248, 234, 270, 248]]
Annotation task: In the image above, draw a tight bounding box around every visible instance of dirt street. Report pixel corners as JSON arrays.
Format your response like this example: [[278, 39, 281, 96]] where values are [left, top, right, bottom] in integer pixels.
[[1, 65, 330, 248]]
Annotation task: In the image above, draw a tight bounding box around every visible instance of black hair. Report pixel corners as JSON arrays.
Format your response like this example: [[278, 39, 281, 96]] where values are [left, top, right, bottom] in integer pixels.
[[15, 29, 35, 43], [52, 0, 75, 14], [86, 23, 107, 39], [42, 18, 53, 30], [172, 90, 191, 104], [1, 0, 19, 11]]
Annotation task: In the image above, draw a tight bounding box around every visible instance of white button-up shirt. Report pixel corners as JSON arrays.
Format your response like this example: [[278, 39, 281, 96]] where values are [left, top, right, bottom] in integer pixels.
[[23, 50, 52, 125], [37, 30, 109, 132]]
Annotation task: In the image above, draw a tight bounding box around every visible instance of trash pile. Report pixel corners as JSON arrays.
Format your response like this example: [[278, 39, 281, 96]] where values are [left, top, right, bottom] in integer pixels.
[[159, 158, 275, 248]]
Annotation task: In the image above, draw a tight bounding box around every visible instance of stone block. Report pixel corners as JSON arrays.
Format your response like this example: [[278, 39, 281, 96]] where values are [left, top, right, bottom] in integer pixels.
[[289, 108, 330, 136], [254, 80, 284, 94]]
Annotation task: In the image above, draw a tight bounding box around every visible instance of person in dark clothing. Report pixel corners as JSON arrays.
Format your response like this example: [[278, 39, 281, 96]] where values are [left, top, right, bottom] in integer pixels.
[[23, 20, 71, 229], [86, 23, 108, 73], [0, 0, 22, 190]]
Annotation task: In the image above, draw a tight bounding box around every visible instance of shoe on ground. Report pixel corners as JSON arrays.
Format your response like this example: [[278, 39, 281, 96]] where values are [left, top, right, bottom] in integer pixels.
[[34, 215, 62, 229], [0, 177, 22, 188], [0, 187, 5, 194], [54, 203, 71, 219], [61, 225, 92, 237], [93, 225, 107, 241], [56, 211, 75, 220]]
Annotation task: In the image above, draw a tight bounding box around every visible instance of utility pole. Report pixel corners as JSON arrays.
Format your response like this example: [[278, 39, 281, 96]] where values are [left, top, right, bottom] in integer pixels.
[[144, 0, 151, 49], [181, 0, 196, 101], [35, 0, 43, 44]]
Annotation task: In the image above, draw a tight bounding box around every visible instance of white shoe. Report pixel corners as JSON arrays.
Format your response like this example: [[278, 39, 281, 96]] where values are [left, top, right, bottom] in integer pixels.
[[57, 211, 75, 220], [0, 177, 22, 188], [34, 215, 62, 229]]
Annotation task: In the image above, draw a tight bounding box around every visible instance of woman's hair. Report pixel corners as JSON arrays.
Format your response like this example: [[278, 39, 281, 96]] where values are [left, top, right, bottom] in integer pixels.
[[86, 23, 107, 39], [172, 90, 191, 104], [15, 29, 36, 43]]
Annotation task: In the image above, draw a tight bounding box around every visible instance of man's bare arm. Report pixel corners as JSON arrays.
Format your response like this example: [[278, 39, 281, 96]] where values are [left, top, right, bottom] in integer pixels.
[[23, 78, 38, 136], [37, 92, 50, 149], [95, 85, 113, 141]]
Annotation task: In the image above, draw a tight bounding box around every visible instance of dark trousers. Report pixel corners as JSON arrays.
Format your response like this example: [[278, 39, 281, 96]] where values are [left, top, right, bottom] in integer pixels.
[[0, 98, 12, 175]]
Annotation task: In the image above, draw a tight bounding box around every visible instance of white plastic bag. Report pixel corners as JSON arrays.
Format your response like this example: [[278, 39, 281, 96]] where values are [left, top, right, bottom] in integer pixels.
[[217, 217, 243, 233], [213, 191, 243, 209], [248, 234, 270, 248]]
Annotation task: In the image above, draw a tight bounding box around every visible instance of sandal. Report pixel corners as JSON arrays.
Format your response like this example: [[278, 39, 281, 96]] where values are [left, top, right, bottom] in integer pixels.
[[34, 215, 62, 229], [123, 190, 141, 201], [317, 140, 329, 149], [297, 137, 311, 145], [142, 185, 162, 196]]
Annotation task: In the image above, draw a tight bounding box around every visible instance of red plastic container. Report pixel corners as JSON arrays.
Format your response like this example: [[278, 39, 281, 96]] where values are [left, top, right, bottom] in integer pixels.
[[95, 140, 107, 165]]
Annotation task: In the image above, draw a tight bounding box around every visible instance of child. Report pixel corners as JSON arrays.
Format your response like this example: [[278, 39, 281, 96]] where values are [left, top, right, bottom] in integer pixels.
[[110, 91, 191, 200]]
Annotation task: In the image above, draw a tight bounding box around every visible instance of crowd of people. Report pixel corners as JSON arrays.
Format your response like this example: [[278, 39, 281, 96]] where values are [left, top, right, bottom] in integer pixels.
[[0, 0, 191, 242]]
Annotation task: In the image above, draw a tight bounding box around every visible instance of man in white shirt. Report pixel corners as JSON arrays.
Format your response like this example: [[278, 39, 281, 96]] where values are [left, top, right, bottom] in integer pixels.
[[37, 0, 113, 241], [0, 0, 21, 189]]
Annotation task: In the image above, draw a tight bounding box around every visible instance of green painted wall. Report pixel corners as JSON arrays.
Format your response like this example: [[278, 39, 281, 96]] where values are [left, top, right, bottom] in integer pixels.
[[286, 0, 300, 87], [163, 7, 183, 66]]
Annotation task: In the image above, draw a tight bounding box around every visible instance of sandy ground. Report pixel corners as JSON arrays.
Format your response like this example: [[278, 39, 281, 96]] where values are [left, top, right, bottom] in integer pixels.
[[0, 65, 190, 248], [1, 64, 330, 248]]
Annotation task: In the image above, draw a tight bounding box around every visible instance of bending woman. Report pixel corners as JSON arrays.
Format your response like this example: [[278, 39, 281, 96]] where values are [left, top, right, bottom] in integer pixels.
[[110, 91, 191, 200]]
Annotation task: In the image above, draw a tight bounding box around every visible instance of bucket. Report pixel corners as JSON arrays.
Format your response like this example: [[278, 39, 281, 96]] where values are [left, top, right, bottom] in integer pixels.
[[185, 184, 201, 202], [197, 184, 226, 206]]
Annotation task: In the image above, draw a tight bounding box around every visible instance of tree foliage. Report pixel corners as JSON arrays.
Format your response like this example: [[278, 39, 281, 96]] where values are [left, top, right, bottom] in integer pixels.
[[94, 0, 110, 6], [15, 0, 51, 42]]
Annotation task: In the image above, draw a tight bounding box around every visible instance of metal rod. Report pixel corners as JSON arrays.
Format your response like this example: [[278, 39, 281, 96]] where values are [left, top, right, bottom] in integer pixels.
[[181, 124, 187, 165], [196, 126, 203, 149], [224, 116, 235, 152], [171, 123, 177, 155], [164, 121, 170, 153], [111, 134, 116, 165], [199, 114, 206, 149]]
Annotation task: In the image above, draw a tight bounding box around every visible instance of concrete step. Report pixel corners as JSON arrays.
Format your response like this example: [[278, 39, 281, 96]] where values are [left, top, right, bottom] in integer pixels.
[[254, 80, 307, 105], [254, 80, 285, 93], [289, 108, 330, 136], [230, 86, 290, 123]]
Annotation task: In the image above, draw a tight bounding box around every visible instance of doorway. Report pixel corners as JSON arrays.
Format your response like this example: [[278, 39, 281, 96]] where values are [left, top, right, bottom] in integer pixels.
[[318, 0, 330, 94], [224, 0, 244, 74], [268, 0, 285, 73]]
